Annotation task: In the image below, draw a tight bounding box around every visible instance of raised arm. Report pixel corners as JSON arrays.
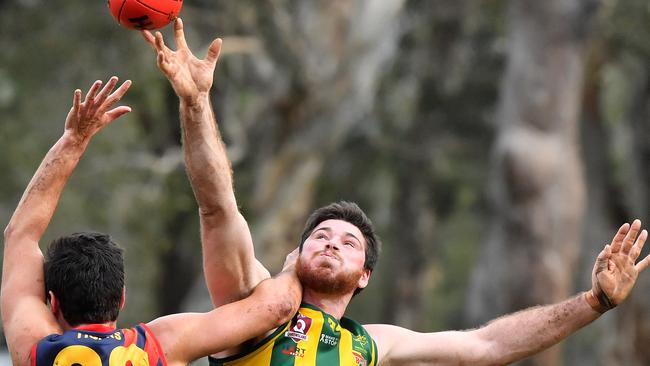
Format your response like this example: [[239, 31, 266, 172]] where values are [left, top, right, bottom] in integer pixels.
[[1, 77, 131, 366], [141, 19, 269, 307], [147, 252, 302, 366], [367, 220, 649, 366]]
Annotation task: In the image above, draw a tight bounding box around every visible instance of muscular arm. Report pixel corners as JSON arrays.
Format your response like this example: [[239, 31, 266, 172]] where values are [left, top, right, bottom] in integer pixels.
[[368, 293, 598, 366], [2, 137, 81, 365], [1, 78, 131, 366], [180, 95, 269, 305], [147, 267, 301, 366], [142, 19, 269, 307], [368, 221, 649, 366]]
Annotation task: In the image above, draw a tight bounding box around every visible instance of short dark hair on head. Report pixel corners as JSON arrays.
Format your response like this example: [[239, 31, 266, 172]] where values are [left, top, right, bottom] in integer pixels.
[[299, 201, 381, 273], [44, 232, 125, 326]]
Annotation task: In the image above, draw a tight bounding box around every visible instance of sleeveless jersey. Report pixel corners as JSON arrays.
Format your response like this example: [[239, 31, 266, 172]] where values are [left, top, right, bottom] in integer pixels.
[[209, 303, 377, 366], [31, 323, 167, 366]]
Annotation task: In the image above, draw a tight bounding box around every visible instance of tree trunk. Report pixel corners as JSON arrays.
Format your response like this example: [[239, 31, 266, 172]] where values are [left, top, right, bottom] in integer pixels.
[[240, 0, 407, 271], [596, 52, 650, 366], [465, 1, 600, 364]]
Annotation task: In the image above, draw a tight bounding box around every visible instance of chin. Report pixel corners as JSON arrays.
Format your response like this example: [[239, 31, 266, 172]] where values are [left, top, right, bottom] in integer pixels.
[[297, 258, 361, 295]]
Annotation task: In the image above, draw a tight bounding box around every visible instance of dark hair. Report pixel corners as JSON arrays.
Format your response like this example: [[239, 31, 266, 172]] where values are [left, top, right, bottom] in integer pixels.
[[299, 201, 381, 289], [44, 232, 125, 326]]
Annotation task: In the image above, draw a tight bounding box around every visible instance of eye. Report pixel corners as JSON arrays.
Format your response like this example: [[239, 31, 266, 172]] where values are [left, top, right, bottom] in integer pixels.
[[344, 241, 355, 247], [315, 233, 328, 240]]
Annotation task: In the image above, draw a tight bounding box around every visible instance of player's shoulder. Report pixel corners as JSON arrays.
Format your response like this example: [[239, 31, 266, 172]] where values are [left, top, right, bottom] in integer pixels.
[[32, 325, 164, 366]]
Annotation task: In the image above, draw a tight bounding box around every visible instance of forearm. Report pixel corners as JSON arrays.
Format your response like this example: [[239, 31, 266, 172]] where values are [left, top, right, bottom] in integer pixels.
[[179, 95, 237, 217], [251, 269, 302, 325], [180, 94, 267, 304], [3, 133, 87, 321], [4, 134, 87, 242], [477, 292, 600, 364]]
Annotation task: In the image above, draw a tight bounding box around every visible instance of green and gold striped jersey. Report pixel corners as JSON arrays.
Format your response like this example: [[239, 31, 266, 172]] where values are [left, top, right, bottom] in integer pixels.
[[209, 303, 377, 366]]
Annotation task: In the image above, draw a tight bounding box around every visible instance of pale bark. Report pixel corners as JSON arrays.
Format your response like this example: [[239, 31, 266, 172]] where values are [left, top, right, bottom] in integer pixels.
[[466, 1, 600, 364], [241, 0, 407, 270]]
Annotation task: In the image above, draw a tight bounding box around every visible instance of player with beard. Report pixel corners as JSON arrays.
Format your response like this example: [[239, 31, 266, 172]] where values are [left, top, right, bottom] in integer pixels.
[[142, 19, 650, 366]]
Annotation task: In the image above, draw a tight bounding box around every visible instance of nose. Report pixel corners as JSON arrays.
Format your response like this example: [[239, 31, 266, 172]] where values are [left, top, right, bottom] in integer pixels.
[[325, 241, 340, 251]]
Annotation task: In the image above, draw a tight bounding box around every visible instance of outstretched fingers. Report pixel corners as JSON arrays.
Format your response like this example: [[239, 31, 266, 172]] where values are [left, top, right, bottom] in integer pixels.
[[154, 31, 167, 53], [205, 38, 223, 66], [92, 77, 119, 111], [621, 219, 642, 255], [610, 222, 631, 253], [71, 89, 81, 115], [83, 80, 103, 106], [104, 79, 132, 122], [106, 79, 132, 105], [152, 32, 174, 72], [105, 106, 132, 121], [633, 230, 649, 272], [628, 226, 647, 258], [174, 18, 189, 50], [141, 29, 157, 50]]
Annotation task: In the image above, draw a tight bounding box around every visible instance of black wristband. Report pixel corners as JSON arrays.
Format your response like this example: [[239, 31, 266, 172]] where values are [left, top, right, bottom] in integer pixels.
[[596, 290, 616, 311]]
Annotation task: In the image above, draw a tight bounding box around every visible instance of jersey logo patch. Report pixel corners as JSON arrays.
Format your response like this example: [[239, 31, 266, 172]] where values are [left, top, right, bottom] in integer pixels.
[[319, 334, 338, 346], [352, 350, 368, 366], [285, 313, 312, 343], [281, 345, 306, 358], [352, 334, 369, 353]]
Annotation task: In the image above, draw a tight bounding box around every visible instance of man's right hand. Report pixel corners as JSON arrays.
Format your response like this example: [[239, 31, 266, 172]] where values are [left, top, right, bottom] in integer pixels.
[[142, 17, 270, 311], [141, 18, 222, 103]]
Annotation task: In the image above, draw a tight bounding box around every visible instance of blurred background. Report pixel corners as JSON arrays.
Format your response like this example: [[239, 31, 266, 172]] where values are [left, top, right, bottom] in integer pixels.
[[1, 0, 649, 365]]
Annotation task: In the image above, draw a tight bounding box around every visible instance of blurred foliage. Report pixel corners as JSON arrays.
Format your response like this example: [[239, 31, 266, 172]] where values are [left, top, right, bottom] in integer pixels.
[[0, 0, 648, 365]]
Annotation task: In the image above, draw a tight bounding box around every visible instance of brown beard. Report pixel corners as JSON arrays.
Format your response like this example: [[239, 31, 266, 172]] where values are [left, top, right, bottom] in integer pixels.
[[296, 254, 364, 295]]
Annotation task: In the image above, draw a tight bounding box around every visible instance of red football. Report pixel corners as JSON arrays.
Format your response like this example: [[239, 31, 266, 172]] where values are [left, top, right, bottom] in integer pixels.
[[108, 0, 183, 30]]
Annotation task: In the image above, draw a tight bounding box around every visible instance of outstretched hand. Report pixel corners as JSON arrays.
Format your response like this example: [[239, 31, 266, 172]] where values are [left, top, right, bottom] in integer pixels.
[[141, 18, 222, 102], [64, 76, 132, 144], [590, 219, 649, 312]]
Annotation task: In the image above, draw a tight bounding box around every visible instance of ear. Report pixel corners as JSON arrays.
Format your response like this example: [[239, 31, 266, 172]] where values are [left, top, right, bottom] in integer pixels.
[[357, 269, 371, 290], [119, 287, 126, 310], [49, 291, 59, 316]]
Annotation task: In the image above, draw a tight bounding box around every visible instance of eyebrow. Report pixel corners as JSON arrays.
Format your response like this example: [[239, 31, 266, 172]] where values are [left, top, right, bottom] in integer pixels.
[[314, 227, 362, 244]]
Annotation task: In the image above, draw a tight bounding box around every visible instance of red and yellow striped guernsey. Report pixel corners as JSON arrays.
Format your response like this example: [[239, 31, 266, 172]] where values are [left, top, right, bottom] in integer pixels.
[[31, 323, 166, 366], [210, 303, 377, 366]]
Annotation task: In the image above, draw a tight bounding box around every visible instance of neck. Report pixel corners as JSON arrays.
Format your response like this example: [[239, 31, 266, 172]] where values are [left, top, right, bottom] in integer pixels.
[[61, 320, 117, 332], [301, 289, 354, 319]]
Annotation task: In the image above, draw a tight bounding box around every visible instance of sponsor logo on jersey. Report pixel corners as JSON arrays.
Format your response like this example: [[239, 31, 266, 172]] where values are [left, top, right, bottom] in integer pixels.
[[319, 334, 338, 346], [354, 335, 368, 346], [285, 313, 312, 343], [281, 345, 306, 358], [352, 334, 369, 352], [352, 350, 368, 366]]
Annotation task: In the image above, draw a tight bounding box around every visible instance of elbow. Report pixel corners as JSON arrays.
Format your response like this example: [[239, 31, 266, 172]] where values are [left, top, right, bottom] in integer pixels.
[[481, 341, 528, 366], [267, 288, 301, 327], [3, 221, 34, 247], [254, 281, 301, 327], [270, 298, 298, 327], [466, 331, 507, 366], [4, 221, 17, 245], [480, 342, 507, 366], [3, 224, 12, 242]]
